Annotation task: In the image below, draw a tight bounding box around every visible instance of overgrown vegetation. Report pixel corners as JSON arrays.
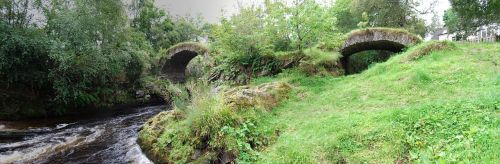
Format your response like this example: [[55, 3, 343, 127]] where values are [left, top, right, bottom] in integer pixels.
[[299, 47, 343, 76], [140, 42, 499, 163], [138, 81, 292, 163], [207, 1, 349, 85], [249, 43, 499, 163], [0, 0, 204, 119], [2, 0, 498, 162], [347, 28, 423, 43], [333, 0, 431, 36]]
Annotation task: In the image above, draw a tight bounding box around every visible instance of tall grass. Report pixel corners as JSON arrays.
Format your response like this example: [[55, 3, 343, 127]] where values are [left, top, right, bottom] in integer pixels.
[[139, 80, 282, 163]]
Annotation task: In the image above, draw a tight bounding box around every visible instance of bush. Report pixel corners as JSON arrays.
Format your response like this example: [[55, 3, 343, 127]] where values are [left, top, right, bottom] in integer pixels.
[[298, 46, 344, 76]]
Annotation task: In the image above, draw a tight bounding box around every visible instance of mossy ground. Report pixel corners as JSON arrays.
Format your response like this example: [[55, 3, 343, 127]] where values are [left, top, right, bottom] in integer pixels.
[[250, 43, 499, 163], [138, 81, 292, 163]]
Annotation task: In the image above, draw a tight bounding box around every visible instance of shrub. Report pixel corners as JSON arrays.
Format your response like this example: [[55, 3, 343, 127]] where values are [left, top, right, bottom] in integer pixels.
[[298, 46, 344, 76]]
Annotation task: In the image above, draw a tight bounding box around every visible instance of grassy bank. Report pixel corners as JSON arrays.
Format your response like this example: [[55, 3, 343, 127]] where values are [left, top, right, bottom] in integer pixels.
[[251, 43, 499, 163], [140, 42, 499, 163]]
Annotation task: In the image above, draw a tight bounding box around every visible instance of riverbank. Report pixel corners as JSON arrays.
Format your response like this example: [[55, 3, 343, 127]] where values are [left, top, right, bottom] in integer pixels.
[[139, 42, 499, 163], [0, 93, 167, 121]]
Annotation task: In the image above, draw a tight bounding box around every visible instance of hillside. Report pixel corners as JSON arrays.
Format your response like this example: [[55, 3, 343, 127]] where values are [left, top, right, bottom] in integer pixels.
[[138, 42, 499, 163], [252, 43, 499, 163]]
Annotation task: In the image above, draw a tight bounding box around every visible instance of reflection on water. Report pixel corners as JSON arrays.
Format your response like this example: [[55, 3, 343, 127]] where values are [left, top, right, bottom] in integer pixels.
[[0, 106, 166, 164]]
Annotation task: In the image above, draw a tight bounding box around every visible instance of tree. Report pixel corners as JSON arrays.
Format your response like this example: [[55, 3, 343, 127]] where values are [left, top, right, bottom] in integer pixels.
[[263, 0, 338, 51], [331, 0, 361, 33], [446, 0, 500, 36], [131, 0, 203, 51], [1, 0, 206, 118], [331, 0, 432, 37], [1, 0, 53, 104], [443, 9, 464, 39], [0, 0, 32, 28]]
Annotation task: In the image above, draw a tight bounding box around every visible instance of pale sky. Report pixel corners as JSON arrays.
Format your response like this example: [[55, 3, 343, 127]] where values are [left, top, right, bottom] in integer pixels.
[[155, 0, 451, 24]]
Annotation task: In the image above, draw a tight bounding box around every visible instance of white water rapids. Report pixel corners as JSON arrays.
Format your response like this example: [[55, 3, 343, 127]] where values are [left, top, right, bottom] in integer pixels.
[[0, 106, 165, 164]]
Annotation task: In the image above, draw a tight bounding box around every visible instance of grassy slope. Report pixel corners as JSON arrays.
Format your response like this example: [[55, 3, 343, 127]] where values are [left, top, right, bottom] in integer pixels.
[[251, 43, 499, 163]]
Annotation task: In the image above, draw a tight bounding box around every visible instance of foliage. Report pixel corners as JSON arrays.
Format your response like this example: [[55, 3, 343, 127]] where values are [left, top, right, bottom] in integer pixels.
[[298, 46, 343, 76], [0, 0, 204, 118], [0, 21, 51, 93], [443, 9, 462, 39], [130, 0, 204, 51], [43, 0, 129, 105], [445, 0, 500, 37], [209, 0, 343, 84], [0, 20, 54, 118], [333, 0, 430, 37], [330, 0, 360, 33]]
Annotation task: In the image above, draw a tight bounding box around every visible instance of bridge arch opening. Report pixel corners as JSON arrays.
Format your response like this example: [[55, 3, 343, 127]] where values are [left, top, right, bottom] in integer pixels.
[[159, 43, 209, 83], [344, 50, 395, 74], [339, 28, 422, 74]]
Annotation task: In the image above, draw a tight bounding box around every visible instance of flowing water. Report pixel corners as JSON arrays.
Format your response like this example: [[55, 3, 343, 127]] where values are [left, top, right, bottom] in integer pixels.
[[0, 106, 166, 164]]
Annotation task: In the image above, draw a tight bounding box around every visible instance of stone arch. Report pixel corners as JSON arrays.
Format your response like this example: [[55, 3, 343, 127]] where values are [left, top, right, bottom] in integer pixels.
[[159, 43, 210, 83], [340, 28, 422, 72]]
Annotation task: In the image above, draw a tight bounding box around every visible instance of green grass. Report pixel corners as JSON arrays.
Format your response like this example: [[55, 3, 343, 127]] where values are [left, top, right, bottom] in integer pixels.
[[403, 40, 457, 61], [250, 43, 499, 163], [138, 80, 291, 163], [302, 46, 341, 66]]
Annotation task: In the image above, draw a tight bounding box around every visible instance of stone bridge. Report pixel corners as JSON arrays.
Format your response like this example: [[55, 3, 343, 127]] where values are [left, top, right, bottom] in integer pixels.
[[159, 29, 422, 82], [159, 42, 209, 83], [340, 28, 422, 71]]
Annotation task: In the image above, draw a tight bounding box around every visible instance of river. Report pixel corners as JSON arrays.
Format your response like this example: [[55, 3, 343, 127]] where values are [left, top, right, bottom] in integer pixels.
[[0, 106, 165, 164]]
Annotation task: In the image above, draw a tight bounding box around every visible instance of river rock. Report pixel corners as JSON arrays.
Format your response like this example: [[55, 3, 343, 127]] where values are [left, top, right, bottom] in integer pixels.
[[135, 90, 145, 98]]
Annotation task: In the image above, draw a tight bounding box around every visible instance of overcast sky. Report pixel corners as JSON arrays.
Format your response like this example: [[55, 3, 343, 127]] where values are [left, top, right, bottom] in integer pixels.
[[155, 0, 451, 24]]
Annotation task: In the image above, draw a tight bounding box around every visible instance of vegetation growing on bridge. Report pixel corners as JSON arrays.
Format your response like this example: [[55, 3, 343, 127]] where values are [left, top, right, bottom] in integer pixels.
[[346, 28, 423, 43], [164, 42, 209, 57]]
